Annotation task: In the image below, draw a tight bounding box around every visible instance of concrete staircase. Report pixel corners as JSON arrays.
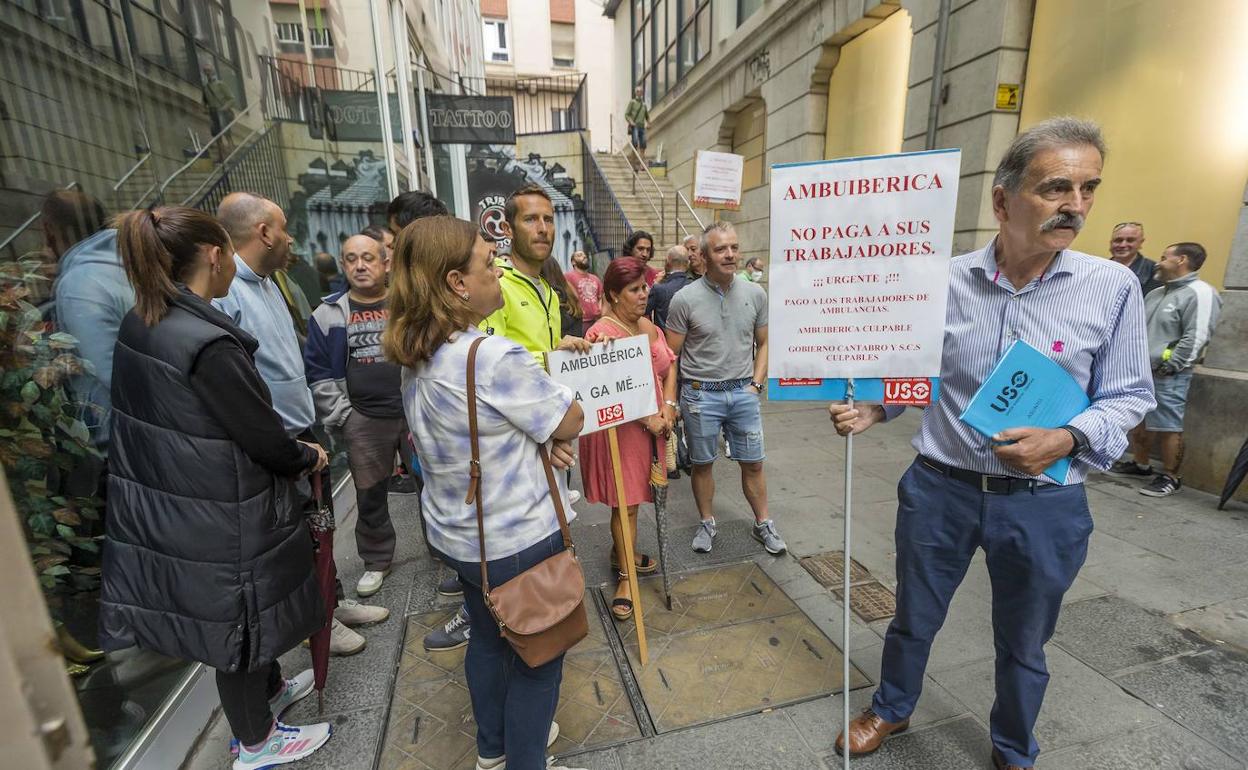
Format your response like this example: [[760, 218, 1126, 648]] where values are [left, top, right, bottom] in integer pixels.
[[115, 160, 217, 210], [117, 125, 267, 210], [593, 150, 697, 250]]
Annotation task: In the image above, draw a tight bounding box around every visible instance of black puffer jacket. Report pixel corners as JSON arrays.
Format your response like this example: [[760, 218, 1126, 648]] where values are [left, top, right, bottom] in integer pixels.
[[99, 290, 324, 672]]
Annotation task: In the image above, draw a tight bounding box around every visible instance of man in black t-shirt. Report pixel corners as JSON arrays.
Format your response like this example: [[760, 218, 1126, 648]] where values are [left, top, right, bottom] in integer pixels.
[[305, 234, 405, 597]]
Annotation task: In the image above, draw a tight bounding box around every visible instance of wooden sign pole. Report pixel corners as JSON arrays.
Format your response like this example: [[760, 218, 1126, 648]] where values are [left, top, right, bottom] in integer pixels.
[[607, 427, 648, 665]]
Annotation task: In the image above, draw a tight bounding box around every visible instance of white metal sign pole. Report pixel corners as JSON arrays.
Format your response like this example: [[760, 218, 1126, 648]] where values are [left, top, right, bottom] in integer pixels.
[[368, 0, 399, 201], [842, 377, 854, 770]]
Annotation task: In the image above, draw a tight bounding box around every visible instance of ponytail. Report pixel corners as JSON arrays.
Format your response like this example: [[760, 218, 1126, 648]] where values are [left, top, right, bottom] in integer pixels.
[[115, 206, 231, 325]]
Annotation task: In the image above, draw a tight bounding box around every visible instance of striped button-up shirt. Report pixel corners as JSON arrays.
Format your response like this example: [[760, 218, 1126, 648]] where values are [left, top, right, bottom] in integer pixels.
[[884, 239, 1156, 485]]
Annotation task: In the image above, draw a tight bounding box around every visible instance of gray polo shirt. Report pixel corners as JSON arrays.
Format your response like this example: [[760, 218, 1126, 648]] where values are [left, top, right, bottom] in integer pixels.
[[667, 276, 767, 382]]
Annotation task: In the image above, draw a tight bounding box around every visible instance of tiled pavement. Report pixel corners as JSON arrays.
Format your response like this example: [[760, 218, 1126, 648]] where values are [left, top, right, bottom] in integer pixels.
[[185, 403, 1248, 770]]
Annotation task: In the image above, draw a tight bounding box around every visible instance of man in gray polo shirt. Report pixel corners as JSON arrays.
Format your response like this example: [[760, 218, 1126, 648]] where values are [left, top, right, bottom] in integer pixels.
[[666, 222, 786, 555]]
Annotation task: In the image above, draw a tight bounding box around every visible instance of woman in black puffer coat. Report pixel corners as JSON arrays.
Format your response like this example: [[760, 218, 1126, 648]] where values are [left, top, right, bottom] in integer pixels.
[[99, 206, 333, 766]]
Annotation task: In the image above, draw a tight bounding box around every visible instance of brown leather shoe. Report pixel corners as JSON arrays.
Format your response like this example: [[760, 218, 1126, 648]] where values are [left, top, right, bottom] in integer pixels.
[[992, 748, 1032, 769], [834, 708, 910, 756]]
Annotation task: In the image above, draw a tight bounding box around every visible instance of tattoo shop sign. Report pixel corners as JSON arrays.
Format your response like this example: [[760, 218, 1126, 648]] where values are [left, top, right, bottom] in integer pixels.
[[320, 90, 403, 143], [427, 94, 516, 145], [546, 336, 657, 436], [767, 148, 961, 404]]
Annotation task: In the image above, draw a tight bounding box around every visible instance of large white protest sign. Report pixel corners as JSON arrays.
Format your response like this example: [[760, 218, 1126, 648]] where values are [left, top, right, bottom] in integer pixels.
[[546, 336, 658, 435], [767, 149, 961, 404]]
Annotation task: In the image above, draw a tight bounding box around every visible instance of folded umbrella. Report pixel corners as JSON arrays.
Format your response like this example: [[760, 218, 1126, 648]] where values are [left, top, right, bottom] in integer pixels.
[[307, 477, 337, 713], [650, 441, 673, 611], [1219, 436, 1248, 510]]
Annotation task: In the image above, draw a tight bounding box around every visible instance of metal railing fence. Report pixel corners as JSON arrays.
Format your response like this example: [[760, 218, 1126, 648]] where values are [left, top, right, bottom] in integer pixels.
[[580, 134, 631, 258], [189, 123, 289, 213]]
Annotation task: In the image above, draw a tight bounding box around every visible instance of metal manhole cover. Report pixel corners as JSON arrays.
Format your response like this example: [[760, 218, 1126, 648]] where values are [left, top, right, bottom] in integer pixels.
[[607, 562, 869, 733], [380, 597, 641, 770], [800, 551, 872, 589], [835, 581, 896, 623]]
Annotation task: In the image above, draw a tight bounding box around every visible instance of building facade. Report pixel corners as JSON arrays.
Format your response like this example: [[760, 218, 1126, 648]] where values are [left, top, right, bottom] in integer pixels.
[[0, 2, 482, 767], [479, 0, 615, 147], [603, 0, 1248, 500]]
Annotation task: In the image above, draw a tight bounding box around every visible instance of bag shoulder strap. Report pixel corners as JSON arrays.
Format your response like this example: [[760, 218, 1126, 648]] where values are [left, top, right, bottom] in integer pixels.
[[464, 337, 490, 593], [465, 336, 577, 597]]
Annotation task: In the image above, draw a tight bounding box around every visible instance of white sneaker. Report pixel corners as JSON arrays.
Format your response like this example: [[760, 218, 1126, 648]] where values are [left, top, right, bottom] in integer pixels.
[[329, 617, 366, 656], [476, 722, 560, 769], [568, 490, 582, 505], [232, 721, 332, 769], [334, 599, 389, 627], [356, 569, 388, 597]]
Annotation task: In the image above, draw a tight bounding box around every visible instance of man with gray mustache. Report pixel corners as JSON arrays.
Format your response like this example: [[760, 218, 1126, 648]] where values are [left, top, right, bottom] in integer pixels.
[[829, 118, 1155, 769]]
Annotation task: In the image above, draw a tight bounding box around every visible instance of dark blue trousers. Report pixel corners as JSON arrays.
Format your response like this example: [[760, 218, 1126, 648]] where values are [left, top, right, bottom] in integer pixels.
[[872, 459, 1093, 766], [434, 531, 566, 770]]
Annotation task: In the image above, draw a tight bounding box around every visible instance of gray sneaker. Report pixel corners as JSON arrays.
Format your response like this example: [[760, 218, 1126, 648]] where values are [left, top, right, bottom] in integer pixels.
[[424, 604, 470, 651], [752, 519, 787, 555], [692, 518, 717, 553]]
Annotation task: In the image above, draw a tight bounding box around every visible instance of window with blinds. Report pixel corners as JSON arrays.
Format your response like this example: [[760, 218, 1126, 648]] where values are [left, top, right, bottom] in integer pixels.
[[551, 21, 575, 68]]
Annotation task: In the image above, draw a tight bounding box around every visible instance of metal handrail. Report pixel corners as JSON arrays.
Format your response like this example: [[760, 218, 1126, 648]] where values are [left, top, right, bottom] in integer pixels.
[[138, 98, 261, 207], [190, 122, 289, 213], [622, 139, 666, 203], [0, 181, 82, 257], [675, 189, 705, 239], [178, 122, 265, 205], [616, 141, 664, 238], [112, 152, 151, 191]]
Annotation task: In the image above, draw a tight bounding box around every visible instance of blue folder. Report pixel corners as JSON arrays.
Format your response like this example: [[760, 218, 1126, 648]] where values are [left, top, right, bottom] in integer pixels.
[[959, 340, 1089, 484]]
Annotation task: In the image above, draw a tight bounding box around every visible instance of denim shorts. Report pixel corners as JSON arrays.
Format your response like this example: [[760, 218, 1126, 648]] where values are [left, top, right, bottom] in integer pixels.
[[679, 383, 765, 464], [1145, 369, 1193, 432]]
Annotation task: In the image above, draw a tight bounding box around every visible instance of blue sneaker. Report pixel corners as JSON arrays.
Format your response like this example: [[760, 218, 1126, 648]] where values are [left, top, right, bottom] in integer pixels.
[[232, 721, 331, 769], [228, 670, 316, 756]]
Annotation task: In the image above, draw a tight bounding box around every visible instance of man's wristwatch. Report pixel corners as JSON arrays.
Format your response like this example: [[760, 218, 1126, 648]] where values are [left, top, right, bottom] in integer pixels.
[[1060, 424, 1090, 457], [749, 380, 764, 391], [664, 400, 679, 409]]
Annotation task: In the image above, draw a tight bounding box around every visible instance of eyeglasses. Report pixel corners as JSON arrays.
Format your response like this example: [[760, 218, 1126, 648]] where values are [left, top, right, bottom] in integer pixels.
[[1112, 221, 1143, 232]]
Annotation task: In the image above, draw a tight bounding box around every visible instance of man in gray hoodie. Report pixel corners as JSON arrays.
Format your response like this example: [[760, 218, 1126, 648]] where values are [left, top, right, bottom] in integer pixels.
[[47, 190, 134, 450], [1108, 241, 1221, 497]]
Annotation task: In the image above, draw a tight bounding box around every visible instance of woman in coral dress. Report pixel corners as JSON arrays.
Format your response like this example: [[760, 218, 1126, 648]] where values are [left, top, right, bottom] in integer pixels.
[[580, 257, 677, 620]]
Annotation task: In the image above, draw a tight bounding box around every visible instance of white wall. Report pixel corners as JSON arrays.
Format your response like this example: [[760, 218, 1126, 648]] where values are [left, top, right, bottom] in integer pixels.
[[576, 0, 616, 150]]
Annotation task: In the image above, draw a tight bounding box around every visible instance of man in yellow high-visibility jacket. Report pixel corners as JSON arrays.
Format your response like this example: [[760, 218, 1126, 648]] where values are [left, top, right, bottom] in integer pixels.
[[482, 184, 590, 363]]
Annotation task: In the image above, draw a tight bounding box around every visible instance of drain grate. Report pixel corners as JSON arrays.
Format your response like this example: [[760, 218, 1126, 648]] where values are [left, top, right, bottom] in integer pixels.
[[800, 551, 872, 589], [835, 581, 897, 623]]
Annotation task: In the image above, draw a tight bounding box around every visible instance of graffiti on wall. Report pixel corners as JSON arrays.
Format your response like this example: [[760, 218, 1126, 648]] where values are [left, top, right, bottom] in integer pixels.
[[466, 144, 592, 270], [286, 149, 389, 261]]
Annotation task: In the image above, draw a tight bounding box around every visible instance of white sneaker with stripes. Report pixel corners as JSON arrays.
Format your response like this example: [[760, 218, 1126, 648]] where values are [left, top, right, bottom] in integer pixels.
[[231, 721, 332, 769]]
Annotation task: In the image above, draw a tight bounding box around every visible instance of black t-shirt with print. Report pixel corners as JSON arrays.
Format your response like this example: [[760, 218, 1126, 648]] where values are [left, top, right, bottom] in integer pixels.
[[345, 297, 403, 418]]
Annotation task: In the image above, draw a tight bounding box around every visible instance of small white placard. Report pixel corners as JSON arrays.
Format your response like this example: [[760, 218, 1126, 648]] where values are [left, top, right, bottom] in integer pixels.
[[545, 335, 658, 436], [693, 150, 744, 210]]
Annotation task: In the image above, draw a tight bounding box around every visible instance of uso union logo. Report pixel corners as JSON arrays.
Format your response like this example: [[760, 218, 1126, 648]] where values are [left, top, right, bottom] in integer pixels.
[[597, 403, 625, 428], [883, 378, 932, 406], [989, 370, 1031, 413]]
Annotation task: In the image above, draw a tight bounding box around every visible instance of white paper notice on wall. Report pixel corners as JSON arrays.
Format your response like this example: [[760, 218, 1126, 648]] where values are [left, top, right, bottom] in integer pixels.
[[766, 149, 961, 403], [693, 150, 744, 210], [546, 335, 658, 436]]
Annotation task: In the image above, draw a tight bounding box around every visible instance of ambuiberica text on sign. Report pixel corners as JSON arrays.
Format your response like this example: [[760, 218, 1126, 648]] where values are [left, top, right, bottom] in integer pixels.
[[767, 149, 961, 403], [545, 336, 658, 436]]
